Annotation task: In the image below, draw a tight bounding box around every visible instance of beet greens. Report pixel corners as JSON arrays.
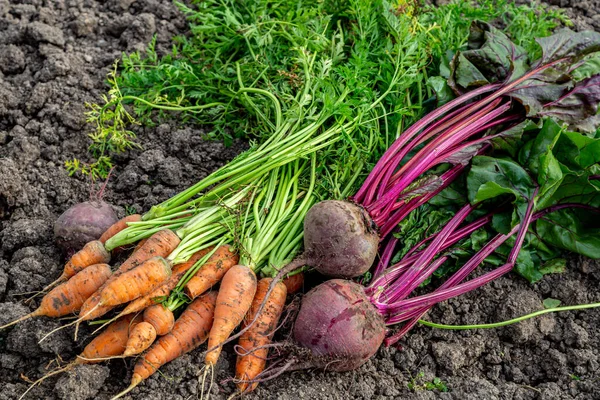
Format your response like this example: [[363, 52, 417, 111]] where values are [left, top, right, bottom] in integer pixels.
[[288, 22, 600, 366]]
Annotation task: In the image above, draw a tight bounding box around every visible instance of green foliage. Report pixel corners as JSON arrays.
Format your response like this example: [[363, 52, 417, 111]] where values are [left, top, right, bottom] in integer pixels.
[[72, 0, 569, 179], [408, 371, 449, 392]]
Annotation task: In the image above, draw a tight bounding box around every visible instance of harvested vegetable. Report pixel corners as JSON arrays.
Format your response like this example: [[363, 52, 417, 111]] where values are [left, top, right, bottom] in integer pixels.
[[39, 240, 110, 294], [143, 304, 174, 336], [0, 263, 112, 330], [235, 278, 287, 393], [123, 321, 157, 357], [99, 214, 142, 244], [205, 265, 257, 366], [19, 314, 143, 399], [113, 291, 217, 399], [54, 201, 117, 253]]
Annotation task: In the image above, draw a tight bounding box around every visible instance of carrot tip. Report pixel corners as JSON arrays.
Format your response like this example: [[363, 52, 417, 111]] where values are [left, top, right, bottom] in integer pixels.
[[111, 374, 142, 400]]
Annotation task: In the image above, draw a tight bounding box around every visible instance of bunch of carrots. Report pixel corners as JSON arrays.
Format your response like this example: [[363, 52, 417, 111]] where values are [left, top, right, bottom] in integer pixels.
[[3, 213, 293, 399]]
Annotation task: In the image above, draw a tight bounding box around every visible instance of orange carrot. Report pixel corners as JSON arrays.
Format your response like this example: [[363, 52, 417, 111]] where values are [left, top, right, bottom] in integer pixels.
[[104, 248, 214, 328], [78, 229, 181, 322], [123, 321, 157, 357], [235, 278, 287, 393], [205, 265, 257, 366], [98, 256, 171, 307], [0, 264, 112, 330], [282, 272, 304, 295], [132, 238, 148, 254], [143, 304, 174, 336], [113, 292, 218, 398], [40, 241, 110, 293], [18, 314, 143, 399], [99, 214, 142, 244], [184, 245, 239, 299], [81, 314, 144, 361]]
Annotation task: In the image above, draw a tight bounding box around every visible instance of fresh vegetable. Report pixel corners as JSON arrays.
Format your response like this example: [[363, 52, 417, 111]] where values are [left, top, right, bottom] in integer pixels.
[[293, 280, 386, 371], [184, 245, 239, 299], [99, 214, 142, 244], [237, 21, 600, 377], [300, 200, 379, 278], [0, 263, 112, 330], [205, 265, 257, 366], [109, 247, 218, 322], [282, 272, 304, 295], [77, 229, 181, 324], [98, 256, 171, 307], [123, 321, 157, 357], [235, 278, 287, 393], [54, 201, 117, 253], [112, 291, 218, 399], [39, 240, 110, 294], [19, 314, 143, 399], [143, 304, 174, 336]]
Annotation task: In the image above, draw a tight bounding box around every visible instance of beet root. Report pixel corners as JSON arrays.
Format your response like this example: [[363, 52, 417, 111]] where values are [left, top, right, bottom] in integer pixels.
[[54, 201, 118, 253], [303, 200, 379, 278], [293, 279, 385, 371]]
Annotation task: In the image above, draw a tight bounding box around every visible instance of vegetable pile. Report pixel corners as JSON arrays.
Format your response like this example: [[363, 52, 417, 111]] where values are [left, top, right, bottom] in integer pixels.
[[3, 0, 600, 398]]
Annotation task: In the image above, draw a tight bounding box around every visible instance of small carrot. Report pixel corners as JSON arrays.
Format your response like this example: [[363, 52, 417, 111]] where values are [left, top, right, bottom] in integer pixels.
[[19, 314, 143, 399], [112, 291, 218, 399], [123, 321, 157, 357], [39, 241, 110, 294], [282, 272, 304, 295], [235, 278, 287, 393], [115, 247, 213, 319], [98, 256, 172, 307], [143, 304, 174, 336], [184, 245, 239, 299], [99, 214, 142, 244], [80, 314, 144, 361], [205, 264, 257, 366], [77, 229, 181, 323], [0, 264, 112, 330], [49, 255, 172, 342]]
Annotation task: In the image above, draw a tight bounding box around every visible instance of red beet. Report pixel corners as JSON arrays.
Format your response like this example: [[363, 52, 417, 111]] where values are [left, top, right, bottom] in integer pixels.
[[293, 279, 385, 371], [303, 201, 379, 278], [54, 201, 118, 253]]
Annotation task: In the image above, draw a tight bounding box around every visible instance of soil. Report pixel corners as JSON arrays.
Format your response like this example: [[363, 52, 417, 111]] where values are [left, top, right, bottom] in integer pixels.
[[0, 0, 599, 399]]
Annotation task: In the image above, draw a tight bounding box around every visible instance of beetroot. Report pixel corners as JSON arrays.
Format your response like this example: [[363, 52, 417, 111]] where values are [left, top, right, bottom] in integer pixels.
[[303, 201, 379, 278], [54, 201, 118, 253], [293, 279, 385, 371]]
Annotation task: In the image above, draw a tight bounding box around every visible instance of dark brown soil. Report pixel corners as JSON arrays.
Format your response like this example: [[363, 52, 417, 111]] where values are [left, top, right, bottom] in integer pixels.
[[0, 1, 598, 399]]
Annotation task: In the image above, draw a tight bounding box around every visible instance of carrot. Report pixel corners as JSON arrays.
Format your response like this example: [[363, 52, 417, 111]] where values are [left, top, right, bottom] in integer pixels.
[[117, 229, 180, 274], [119, 246, 227, 319], [113, 291, 218, 399], [19, 314, 143, 399], [78, 229, 181, 323], [98, 256, 172, 307], [123, 321, 157, 357], [96, 248, 214, 331], [99, 214, 142, 244], [81, 314, 144, 361], [205, 264, 257, 366], [132, 238, 148, 254], [282, 272, 304, 295], [236, 278, 287, 393], [39, 241, 110, 293], [143, 304, 174, 336], [0, 263, 112, 330], [184, 245, 239, 299]]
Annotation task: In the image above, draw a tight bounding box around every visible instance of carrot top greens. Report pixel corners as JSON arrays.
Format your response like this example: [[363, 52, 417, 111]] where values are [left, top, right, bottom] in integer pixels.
[[93, 0, 569, 309]]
